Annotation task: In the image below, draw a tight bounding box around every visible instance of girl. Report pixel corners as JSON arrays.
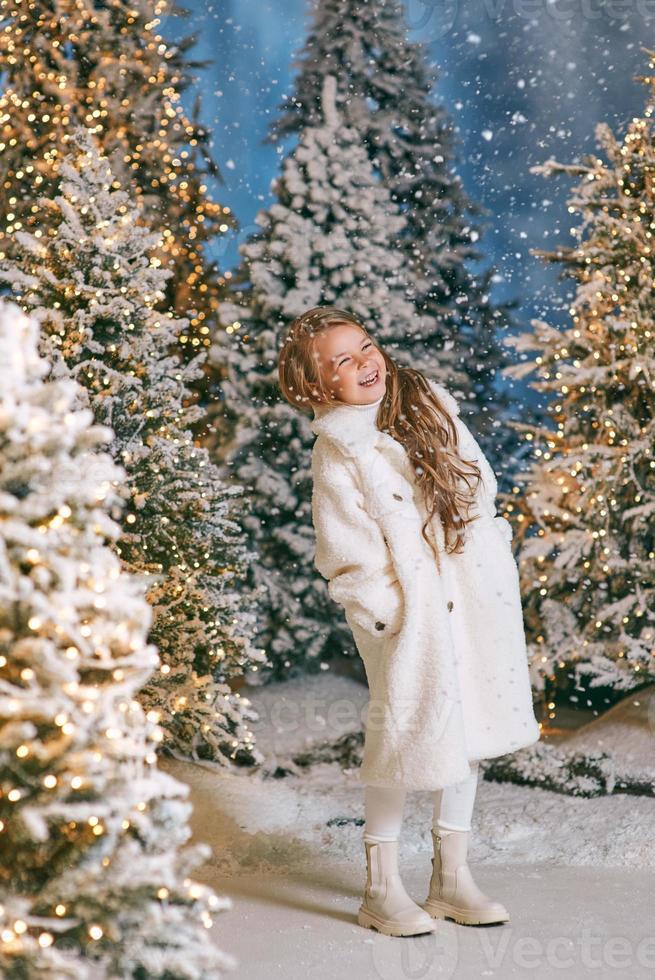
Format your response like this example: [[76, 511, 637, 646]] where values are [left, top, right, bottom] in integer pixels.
[[278, 306, 541, 938]]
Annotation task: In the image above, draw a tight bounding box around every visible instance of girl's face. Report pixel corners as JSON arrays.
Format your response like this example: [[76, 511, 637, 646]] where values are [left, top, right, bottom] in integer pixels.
[[312, 322, 387, 405]]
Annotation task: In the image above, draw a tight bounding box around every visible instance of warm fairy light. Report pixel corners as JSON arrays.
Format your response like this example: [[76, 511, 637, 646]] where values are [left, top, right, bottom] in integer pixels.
[[0, 16, 253, 969]]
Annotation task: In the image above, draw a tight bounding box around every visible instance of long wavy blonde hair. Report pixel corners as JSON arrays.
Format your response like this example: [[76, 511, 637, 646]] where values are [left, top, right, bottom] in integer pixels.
[[278, 306, 483, 568]]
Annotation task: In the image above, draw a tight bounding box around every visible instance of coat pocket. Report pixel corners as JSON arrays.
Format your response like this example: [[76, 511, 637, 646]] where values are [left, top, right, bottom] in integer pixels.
[[339, 563, 405, 638], [365, 477, 420, 524]]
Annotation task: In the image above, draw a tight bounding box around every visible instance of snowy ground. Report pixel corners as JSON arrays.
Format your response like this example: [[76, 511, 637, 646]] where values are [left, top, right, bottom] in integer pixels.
[[159, 673, 655, 980]]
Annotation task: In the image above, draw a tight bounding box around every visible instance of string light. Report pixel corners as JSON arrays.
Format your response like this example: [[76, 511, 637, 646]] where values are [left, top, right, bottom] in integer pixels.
[[506, 65, 655, 729], [0, 1, 234, 351], [0, 5, 267, 967]]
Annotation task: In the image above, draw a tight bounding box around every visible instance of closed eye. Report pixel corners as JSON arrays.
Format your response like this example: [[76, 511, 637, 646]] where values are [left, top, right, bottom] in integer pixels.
[[338, 341, 372, 367]]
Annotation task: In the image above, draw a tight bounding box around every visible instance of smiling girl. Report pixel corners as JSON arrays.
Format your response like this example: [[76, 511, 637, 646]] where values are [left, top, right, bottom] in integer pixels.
[[278, 306, 541, 938]]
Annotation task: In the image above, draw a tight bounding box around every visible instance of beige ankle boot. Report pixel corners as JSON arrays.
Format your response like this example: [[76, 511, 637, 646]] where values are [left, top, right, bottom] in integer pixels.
[[423, 828, 509, 926], [358, 838, 437, 937]]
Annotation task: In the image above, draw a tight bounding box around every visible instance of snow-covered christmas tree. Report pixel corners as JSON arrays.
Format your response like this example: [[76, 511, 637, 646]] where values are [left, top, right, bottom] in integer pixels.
[[0, 300, 235, 979], [502, 53, 655, 712], [210, 73, 430, 680], [0, 129, 268, 763], [0, 0, 235, 357], [266, 0, 514, 460]]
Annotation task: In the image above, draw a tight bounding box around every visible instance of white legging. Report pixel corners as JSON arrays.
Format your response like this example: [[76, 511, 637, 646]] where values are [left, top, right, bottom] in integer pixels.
[[363, 761, 480, 842]]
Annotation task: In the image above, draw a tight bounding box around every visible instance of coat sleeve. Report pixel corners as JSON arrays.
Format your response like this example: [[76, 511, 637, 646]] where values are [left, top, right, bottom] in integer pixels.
[[311, 444, 404, 637], [426, 377, 513, 544]]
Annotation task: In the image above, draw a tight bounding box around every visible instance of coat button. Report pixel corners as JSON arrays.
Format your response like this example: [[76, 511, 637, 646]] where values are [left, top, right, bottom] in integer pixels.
[[375, 621, 386, 631], [447, 600, 454, 612]]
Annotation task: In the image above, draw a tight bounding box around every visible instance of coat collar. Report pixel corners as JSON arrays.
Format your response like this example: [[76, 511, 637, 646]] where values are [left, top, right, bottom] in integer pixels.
[[309, 379, 459, 460], [309, 391, 385, 459]]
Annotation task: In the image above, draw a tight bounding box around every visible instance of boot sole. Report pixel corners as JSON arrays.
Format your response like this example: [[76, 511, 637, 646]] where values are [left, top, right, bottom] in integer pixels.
[[357, 905, 436, 937], [423, 898, 509, 926]]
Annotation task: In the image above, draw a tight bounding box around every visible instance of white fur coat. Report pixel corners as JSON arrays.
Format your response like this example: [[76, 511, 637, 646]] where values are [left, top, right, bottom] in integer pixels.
[[310, 378, 541, 791]]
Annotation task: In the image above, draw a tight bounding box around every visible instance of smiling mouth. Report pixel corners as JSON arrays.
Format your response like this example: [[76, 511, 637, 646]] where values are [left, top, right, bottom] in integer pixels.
[[359, 369, 380, 387]]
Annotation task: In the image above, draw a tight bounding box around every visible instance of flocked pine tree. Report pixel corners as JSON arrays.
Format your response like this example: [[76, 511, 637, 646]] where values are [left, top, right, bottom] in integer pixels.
[[0, 129, 268, 763], [266, 0, 514, 462], [211, 74, 427, 680], [0, 300, 235, 979], [501, 55, 655, 711], [0, 0, 236, 360]]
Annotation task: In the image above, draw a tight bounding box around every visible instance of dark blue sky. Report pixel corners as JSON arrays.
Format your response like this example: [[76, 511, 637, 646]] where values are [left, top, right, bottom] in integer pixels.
[[163, 0, 655, 402]]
